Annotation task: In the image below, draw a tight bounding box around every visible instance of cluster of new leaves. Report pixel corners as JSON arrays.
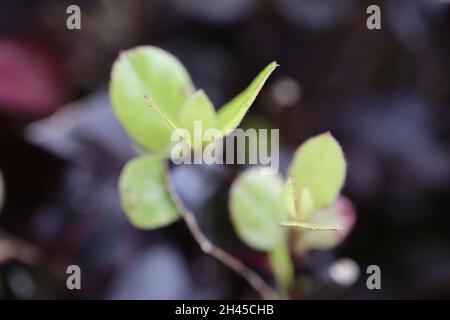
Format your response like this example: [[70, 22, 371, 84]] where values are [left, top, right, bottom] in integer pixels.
[[229, 133, 355, 254], [110, 46, 277, 229], [111, 46, 277, 152], [110, 46, 355, 259]]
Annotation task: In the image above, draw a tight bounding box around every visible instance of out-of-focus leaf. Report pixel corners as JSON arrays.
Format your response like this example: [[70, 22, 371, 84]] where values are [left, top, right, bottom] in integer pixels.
[[229, 168, 288, 251], [283, 177, 297, 219], [144, 95, 185, 136], [283, 178, 315, 222], [119, 155, 180, 229], [298, 187, 315, 221], [295, 197, 356, 252], [288, 132, 346, 209], [217, 62, 278, 133], [110, 46, 194, 152], [0, 39, 69, 117], [179, 90, 218, 148], [281, 186, 339, 232]]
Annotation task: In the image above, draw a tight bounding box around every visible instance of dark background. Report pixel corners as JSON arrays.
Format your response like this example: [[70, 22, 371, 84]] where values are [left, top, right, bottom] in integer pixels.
[[0, 0, 449, 299]]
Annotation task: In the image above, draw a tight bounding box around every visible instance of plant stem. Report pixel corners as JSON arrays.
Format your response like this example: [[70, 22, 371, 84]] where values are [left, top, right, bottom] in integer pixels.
[[268, 242, 294, 299], [164, 165, 277, 300]]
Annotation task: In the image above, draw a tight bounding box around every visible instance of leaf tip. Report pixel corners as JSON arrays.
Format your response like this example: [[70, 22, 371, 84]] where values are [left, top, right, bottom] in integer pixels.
[[317, 131, 335, 140]]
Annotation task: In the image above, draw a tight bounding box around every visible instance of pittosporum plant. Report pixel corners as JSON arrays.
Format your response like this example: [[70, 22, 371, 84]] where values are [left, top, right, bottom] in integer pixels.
[[109, 46, 356, 299]]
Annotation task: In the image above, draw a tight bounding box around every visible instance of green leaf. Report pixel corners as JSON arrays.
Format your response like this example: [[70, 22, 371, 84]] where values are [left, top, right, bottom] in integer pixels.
[[217, 62, 278, 134], [283, 177, 297, 220], [229, 168, 289, 251], [119, 155, 181, 229], [281, 184, 338, 231], [284, 178, 315, 222], [288, 132, 346, 209], [0, 170, 4, 212], [144, 95, 181, 133], [179, 90, 219, 148], [110, 46, 194, 152], [298, 187, 315, 221], [295, 197, 356, 252]]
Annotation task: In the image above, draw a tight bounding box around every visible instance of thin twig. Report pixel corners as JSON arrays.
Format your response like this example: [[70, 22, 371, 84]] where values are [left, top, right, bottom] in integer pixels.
[[164, 165, 277, 300]]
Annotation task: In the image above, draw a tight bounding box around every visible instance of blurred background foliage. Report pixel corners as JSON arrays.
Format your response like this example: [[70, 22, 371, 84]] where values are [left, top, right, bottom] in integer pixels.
[[0, 0, 449, 299]]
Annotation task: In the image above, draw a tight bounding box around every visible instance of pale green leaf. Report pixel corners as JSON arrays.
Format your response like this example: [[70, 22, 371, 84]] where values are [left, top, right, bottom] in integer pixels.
[[288, 132, 346, 209], [283, 179, 315, 222], [143, 95, 190, 147], [229, 168, 289, 251], [295, 197, 356, 252], [217, 62, 278, 133], [144, 95, 180, 133], [283, 177, 297, 220], [298, 187, 315, 221], [119, 155, 181, 229], [179, 90, 219, 148], [110, 46, 194, 152]]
